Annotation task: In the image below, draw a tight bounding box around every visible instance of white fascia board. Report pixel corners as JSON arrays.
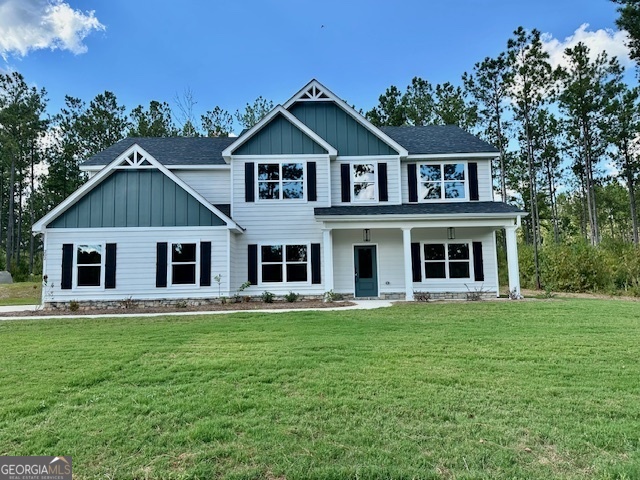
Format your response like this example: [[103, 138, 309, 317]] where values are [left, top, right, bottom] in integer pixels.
[[283, 79, 409, 158], [33, 144, 242, 233], [406, 152, 499, 160], [81, 164, 231, 172], [317, 216, 522, 229], [221, 105, 337, 159]]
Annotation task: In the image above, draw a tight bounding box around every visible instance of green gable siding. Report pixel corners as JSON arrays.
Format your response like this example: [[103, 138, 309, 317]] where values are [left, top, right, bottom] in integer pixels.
[[289, 101, 398, 156], [49, 170, 225, 228], [234, 114, 327, 155]]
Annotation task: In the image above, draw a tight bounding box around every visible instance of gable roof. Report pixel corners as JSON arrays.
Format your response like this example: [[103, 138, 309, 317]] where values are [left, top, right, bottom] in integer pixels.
[[81, 137, 237, 168], [380, 125, 499, 156], [34, 144, 242, 232], [222, 105, 337, 159], [284, 79, 409, 157]]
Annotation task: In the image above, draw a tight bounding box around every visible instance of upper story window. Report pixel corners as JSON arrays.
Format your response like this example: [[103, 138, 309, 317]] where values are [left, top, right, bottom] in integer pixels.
[[76, 244, 103, 287], [419, 163, 466, 201], [352, 163, 376, 202], [258, 162, 304, 200]]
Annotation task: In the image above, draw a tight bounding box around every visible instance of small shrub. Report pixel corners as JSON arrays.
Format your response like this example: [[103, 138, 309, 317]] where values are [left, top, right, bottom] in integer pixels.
[[68, 300, 79, 312], [413, 291, 431, 302], [284, 291, 299, 303], [261, 291, 275, 303], [323, 290, 343, 303], [120, 297, 136, 309], [220, 296, 227, 304], [508, 288, 523, 300], [175, 300, 188, 308]]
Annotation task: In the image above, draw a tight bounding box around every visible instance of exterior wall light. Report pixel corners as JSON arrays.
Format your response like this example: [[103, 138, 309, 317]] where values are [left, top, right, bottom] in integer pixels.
[[363, 229, 371, 242], [447, 227, 456, 240]]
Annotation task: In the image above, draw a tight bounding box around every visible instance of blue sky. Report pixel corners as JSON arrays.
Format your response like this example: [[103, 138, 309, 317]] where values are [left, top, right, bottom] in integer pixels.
[[0, 0, 632, 128]]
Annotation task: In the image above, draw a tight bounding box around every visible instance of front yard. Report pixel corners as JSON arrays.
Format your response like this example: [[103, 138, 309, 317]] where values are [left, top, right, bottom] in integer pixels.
[[0, 300, 638, 479]]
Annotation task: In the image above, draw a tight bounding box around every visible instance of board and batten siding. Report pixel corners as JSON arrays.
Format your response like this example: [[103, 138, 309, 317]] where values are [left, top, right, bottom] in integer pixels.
[[330, 158, 402, 205], [174, 169, 231, 205], [49, 170, 226, 228], [288, 101, 398, 156], [400, 159, 494, 203], [43, 228, 230, 302], [229, 156, 330, 295], [233, 114, 328, 155]]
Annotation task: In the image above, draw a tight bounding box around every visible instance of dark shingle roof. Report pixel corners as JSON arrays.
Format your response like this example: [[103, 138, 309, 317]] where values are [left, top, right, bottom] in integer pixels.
[[380, 125, 498, 155], [82, 137, 238, 167], [315, 202, 524, 216]]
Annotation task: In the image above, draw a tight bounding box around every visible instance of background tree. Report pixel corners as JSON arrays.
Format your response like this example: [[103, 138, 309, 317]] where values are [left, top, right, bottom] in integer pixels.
[[433, 82, 478, 130], [507, 27, 556, 288], [235, 96, 274, 129], [463, 53, 512, 202], [558, 42, 624, 245], [201, 106, 234, 137], [129, 100, 177, 137], [612, 0, 640, 69]]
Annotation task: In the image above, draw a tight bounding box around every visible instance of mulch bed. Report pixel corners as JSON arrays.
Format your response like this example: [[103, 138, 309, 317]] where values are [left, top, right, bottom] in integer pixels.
[[0, 300, 355, 318]]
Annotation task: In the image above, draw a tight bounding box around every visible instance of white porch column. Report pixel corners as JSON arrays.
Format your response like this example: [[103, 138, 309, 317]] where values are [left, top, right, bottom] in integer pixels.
[[505, 226, 521, 297], [322, 228, 334, 292], [402, 227, 414, 301]]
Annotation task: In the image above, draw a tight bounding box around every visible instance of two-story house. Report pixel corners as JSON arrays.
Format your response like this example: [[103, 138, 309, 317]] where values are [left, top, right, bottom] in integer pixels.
[[33, 80, 524, 307]]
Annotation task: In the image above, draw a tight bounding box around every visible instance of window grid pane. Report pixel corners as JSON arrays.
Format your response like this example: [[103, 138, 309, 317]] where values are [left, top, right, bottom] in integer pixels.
[[423, 243, 471, 280], [419, 163, 466, 201]]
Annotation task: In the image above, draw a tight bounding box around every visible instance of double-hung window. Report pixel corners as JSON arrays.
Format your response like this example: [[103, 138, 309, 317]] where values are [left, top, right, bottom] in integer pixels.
[[419, 163, 466, 201], [76, 245, 103, 287], [423, 243, 471, 279], [261, 244, 308, 283], [171, 243, 197, 285], [352, 163, 376, 202], [257, 163, 304, 200]]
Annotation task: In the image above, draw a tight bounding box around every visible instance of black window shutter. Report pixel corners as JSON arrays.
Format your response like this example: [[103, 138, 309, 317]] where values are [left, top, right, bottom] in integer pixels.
[[245, 162, 255, 202], [469, 162, 479, 201], [473, 242, 484, 281], [408, 164, 418, 203], [61, 243, 73, 290], [248, 244, 258, 285], [340, 164, 351, 203], [311, 243, 321, 284], [411, 242, 422, 282], [156, 242, 168, 288], [200, 241, 211, 286], [378, 162, 388, 201], [307, 162, 317, 201], [105, 243, 117, 289]]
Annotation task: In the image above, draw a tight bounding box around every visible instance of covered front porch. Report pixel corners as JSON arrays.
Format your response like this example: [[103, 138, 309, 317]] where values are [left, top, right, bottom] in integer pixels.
[[318, 213, 523, 300]]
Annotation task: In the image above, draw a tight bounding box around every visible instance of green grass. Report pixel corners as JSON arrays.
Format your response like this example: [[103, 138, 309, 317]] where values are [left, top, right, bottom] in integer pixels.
[[1, 300, 639, 479], [0, 281, 41, 305]]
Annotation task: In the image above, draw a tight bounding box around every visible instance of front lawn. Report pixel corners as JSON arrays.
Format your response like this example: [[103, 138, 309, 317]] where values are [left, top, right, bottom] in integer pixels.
[[0, 281, 41, 306], [0, 300, 638, 479]]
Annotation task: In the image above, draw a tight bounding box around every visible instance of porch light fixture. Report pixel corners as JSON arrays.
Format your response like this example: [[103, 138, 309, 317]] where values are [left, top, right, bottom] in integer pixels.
[[363, 229, 371, 242], [447, 227, 456, 240]]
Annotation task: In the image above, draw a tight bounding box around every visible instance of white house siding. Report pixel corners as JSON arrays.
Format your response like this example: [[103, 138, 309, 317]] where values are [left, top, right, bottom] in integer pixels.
[[411, 226, 497, 293], [174, 169, 231, 205], [229, 156, 331, 296], [330, 157, 402, 206], [332, 229, 406, 295], [43, 227, 230, 303], [400, 159, 493, 203], [332, 226, 497, 297]]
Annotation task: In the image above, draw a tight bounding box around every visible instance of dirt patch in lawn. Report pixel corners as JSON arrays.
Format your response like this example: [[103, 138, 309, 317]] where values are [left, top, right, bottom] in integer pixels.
[[0, 300, 355, 317]]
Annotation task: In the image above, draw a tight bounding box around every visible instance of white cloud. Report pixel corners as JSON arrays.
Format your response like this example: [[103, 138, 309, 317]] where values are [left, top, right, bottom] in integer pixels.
[[541, 23, 632, 70], [0, 0, 104, 60]]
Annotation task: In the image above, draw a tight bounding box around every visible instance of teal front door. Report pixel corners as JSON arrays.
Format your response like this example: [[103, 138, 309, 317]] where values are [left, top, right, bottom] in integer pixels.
[[354, 246, 378, 297]]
